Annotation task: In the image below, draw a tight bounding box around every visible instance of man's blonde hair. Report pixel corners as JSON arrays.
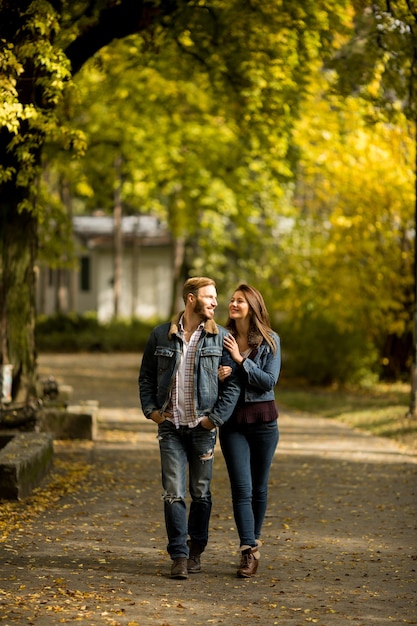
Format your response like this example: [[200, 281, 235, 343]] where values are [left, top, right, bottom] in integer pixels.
[[182, 277, 216, 304]]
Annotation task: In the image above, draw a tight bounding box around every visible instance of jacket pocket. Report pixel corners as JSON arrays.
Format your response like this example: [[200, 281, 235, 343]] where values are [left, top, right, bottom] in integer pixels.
[[154, 346, 175, 374], [200, 345, 223, 380], [155, 346, 175, 358], [200, 346, 223, 357]]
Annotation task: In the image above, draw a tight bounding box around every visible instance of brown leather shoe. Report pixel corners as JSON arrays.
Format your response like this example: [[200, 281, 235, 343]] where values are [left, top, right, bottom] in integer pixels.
[[170, 557, 188, 579], [237, 546, 259, 578], [187, 540, 202, 573]]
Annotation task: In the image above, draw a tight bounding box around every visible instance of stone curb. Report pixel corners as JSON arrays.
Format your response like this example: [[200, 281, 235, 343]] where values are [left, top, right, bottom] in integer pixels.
[[0, 432, 53, 500]]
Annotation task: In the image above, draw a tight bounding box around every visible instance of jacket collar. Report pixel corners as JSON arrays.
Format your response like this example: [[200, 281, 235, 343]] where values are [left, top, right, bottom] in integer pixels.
[[168, 311, 219, 338]]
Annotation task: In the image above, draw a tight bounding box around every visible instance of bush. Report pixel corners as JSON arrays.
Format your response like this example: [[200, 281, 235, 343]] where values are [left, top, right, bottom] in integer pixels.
[[279, 313, 379, 386], [35, 313, 158, 353]]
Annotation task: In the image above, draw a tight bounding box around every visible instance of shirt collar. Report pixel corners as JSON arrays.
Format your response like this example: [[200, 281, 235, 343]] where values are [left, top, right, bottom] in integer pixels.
[[179, 315, 205, 332]]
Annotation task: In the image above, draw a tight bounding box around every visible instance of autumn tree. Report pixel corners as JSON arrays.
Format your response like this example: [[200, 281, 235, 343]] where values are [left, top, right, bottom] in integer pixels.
[[277, 75, 414, 384], [0, 1, 180, 402], [328, 0, 417, 401]]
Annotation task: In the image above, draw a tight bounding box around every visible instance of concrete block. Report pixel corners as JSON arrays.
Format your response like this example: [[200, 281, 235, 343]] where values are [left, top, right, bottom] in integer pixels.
[[58, 385, 73, 402], [0, 432, 53, 500], [39, 403, 98, 440]]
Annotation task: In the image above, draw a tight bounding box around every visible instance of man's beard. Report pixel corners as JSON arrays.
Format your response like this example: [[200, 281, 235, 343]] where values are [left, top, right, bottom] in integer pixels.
[[194, 298, 211, 320]]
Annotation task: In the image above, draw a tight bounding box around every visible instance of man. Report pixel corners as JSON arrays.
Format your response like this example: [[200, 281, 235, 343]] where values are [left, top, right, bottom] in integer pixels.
[[139, 277, 240, 579]]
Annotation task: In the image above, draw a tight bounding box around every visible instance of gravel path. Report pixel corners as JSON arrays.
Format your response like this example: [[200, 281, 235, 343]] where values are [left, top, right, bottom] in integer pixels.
[[0, 353, 415, 625]]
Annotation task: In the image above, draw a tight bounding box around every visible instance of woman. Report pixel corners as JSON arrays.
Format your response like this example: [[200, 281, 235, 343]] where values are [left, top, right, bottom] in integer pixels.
[[219, 284, 281, 578]]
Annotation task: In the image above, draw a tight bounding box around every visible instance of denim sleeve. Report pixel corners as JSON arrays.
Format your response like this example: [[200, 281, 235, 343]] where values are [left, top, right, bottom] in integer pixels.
[[242, 334, 281, 391], [208, 347, 241, 427], [138, 330, 159, 418]]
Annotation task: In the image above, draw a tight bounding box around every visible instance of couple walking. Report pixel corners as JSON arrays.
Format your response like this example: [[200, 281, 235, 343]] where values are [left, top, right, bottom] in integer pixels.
[[138, 277, 281, 579]]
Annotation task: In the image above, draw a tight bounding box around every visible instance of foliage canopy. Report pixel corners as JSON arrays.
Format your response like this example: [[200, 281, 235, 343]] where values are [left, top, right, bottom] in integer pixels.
[[0, 0, 414, 399]]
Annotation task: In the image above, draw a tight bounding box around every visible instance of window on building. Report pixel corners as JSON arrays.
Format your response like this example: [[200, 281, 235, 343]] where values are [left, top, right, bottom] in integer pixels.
[[80, 256, 91, 292]]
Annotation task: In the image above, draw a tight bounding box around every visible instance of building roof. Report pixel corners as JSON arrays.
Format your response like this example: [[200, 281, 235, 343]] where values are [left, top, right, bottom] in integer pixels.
[[73, 214, 172, 248]]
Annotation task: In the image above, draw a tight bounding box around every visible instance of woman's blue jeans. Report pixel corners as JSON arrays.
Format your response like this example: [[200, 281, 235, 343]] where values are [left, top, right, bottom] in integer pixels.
[[219, 419, 279, 547], [158, 420, 217, 559]]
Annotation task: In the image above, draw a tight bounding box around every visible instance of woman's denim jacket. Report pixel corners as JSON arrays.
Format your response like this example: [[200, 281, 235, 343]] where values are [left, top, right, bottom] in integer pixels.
[[236, 332, 281, 403], [139, 313, 240, 427]]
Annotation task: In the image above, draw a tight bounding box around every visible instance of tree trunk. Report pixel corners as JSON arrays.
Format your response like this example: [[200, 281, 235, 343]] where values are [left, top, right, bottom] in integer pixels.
[[0, 195, 37, 402], [170, 236, 186, 316], [113, 155, 123, 319], [408, 121, 417, 417], [131, 217, 141, 318]]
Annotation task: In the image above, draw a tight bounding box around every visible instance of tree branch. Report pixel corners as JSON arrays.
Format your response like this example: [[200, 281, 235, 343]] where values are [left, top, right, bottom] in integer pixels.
[[65, 0, 180, 75]]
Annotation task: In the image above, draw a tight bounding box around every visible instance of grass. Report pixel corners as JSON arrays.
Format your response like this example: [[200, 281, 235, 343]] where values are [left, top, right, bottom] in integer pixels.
[[277, 380, 417, 453]]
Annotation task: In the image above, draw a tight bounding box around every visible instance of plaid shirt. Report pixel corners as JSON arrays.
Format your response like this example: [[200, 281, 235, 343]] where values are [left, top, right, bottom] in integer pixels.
[[171, 318, 204, 428]]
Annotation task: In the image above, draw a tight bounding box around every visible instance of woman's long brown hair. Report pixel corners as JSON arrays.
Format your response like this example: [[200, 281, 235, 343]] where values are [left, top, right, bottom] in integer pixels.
[[225, 284, 277, 353]]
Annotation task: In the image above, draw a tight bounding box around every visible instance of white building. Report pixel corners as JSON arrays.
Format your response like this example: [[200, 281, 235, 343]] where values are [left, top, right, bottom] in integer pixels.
[[36, 214, 174, 321]]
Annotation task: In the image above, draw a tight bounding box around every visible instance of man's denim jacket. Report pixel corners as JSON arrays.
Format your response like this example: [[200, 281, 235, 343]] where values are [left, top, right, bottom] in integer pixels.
[[138, 313, 240, 427]]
